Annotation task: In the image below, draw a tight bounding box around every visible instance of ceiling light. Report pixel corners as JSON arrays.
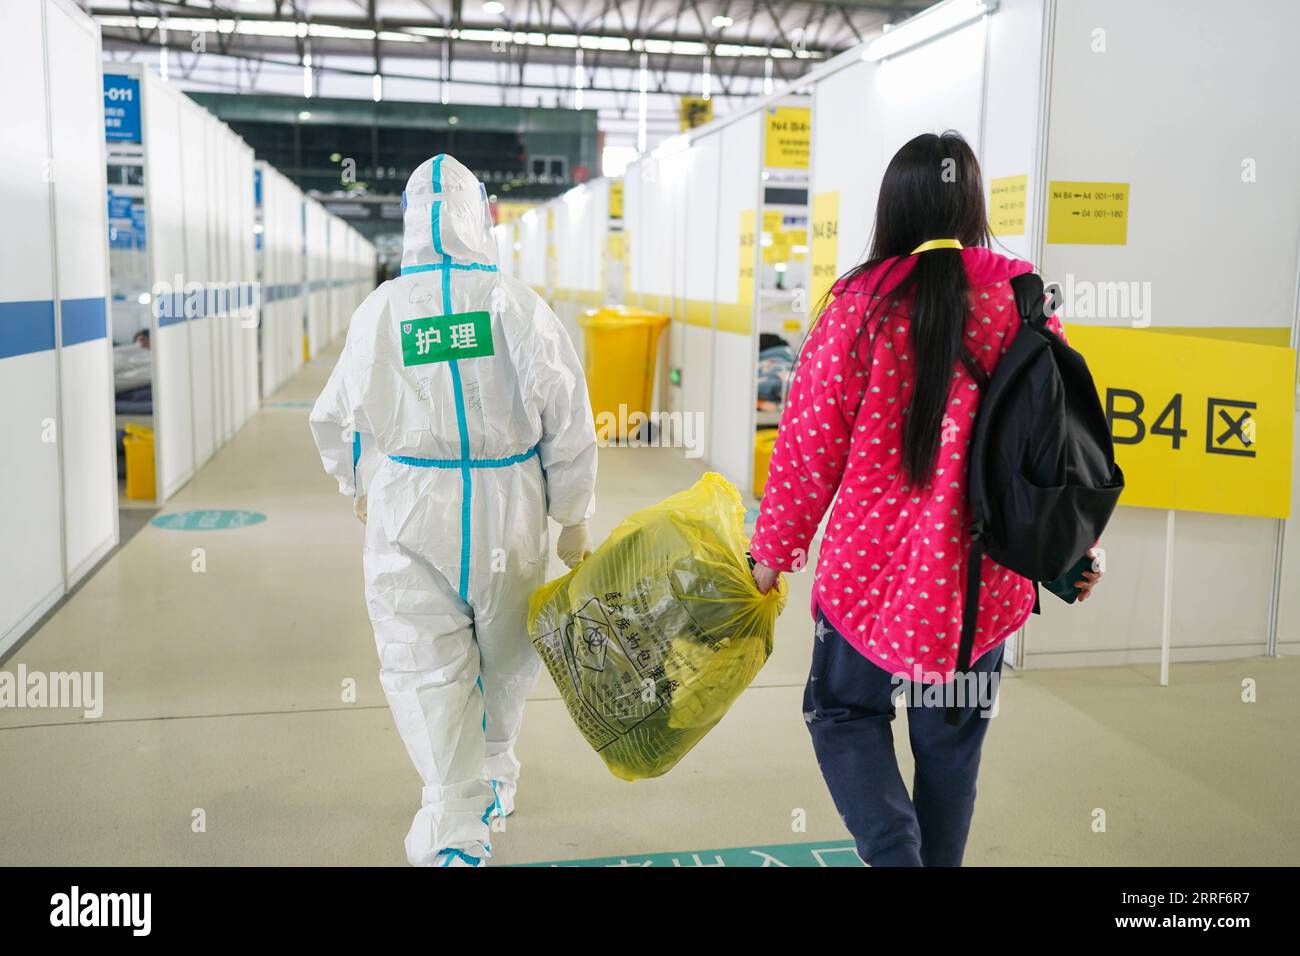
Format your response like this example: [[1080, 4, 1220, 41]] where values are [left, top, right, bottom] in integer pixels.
[[712, 15, 733, 28], [483, 1, 505, 14]]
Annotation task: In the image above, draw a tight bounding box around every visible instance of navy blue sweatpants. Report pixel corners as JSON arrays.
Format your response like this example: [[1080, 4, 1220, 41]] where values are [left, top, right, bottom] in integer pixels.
[[804, 609, 1005, 867]]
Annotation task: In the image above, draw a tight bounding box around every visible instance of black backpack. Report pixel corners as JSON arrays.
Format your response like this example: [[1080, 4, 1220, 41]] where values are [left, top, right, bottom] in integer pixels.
[[950, 272, 1124, 723]]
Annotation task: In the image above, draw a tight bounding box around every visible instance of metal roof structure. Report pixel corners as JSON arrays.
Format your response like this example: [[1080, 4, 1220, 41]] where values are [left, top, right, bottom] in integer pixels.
[[87, 0, 932, 101]]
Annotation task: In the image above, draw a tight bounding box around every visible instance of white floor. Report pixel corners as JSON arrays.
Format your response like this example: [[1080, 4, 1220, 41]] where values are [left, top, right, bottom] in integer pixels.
[[2, 346, 1297, 866]]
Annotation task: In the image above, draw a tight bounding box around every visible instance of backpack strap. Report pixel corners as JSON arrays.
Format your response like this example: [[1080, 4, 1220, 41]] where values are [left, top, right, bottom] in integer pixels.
[[945, 273, 1047, 724], [946, 533, 986, 726], [1010, 272, 1047, 327]]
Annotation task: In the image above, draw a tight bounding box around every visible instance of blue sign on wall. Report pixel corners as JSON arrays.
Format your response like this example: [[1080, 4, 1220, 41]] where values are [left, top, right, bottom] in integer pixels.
[[107, 190, 147, 250], [103, 74, 141, 143], [108, 192, 133, 219]]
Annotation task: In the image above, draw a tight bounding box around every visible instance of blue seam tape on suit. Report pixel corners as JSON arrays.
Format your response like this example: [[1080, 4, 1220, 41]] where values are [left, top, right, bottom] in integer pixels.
[[425, 154, 501, 832], [387, 445, 538, 470], [399, 262, 499, 276], [429, 155, 474, 603], [437, 847, 482, 866], [352, 431, 361, 491]]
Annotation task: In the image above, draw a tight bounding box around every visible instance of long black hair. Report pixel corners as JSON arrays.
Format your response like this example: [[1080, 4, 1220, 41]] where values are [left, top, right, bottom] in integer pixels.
[[821, 131, 992, 487]]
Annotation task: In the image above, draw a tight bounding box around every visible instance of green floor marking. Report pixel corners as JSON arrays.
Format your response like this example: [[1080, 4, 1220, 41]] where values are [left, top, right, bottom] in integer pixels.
[[518, 839, 862, 868], [151, 510, 268, 531]]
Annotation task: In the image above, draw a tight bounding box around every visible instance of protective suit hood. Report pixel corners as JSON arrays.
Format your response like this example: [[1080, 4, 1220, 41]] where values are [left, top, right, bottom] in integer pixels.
[[401, 154, 497, 271]]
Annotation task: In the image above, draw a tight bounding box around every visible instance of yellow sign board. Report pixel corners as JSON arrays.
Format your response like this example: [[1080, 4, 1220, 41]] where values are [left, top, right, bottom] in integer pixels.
[[1068, 326, 1294, 518], [763, 229, 807, 265], [1047, 181, 1129, 244], [989, 173, 1028, 237], [609, 180, 623, 220], [679, 96, 713, 131], [738, 209, 756, 305], [810, 192, 840, 313], [717, 209, 757, 335], [764, 106, 811, 169], [493, 200, 538, 225]]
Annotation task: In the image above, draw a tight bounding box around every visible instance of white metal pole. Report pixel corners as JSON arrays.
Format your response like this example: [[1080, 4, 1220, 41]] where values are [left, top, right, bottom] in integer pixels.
[[1160, 509, 1175, 686]]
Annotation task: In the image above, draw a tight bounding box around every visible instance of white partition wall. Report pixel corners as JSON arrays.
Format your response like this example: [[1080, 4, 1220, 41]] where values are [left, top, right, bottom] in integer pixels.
[[258, 174, 374, 389], [335, 223, 373, 329], [304, 199, 331, 357], [709, 114, 766, 490], [1029, 0, 1300, 668], [624, 152, 681, 427], [105, 63, 265, 504], [210, 123, 258, 445], [548, 179, 611, 343], [257, 162, 306, 397], [1, 0, 116, 657], [517, 209, 548, 295], [0, 0, 62, 654], [326, 217, 344, 342], [620, 104, 783, 490], [48, 0, 117, 587], [234, 138, 259, 424], [179, 98, 216, 469], [492, 220, 517, 278], [811, 7, 993, 284]]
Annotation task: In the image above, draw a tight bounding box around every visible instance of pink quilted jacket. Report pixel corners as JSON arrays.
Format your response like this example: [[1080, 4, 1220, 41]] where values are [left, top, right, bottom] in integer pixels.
[[750, 248, 1065, 681]]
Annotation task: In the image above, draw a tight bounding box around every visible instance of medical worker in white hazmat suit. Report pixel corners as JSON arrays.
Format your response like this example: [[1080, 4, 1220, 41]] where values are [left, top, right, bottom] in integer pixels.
[[310, 154, 597, 867]]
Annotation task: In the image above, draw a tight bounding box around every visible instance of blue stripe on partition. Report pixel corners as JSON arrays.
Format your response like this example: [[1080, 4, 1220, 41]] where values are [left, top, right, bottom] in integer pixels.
[[0, 300, 57, 359], [61, 297, 108, 346]]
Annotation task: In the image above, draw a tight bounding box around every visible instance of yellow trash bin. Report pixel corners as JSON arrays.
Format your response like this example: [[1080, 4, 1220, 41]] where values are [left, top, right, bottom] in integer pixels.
[[578, 306, 669, 441], [753, 428, 779, 499], [123, 423, 156, 501]]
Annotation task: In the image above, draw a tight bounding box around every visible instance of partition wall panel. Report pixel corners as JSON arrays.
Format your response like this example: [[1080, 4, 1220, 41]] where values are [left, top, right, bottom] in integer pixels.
[[257, 162, 305, 398], [1030, 0, 1300, 667], [47, 0, 117, 586], [180, 101, 216, 468], [236, 141, 259, 425], [517, 211, 547, 292], [811, 18, 988, 284], [112, 64, 271, 502], [0, 0, 64, 654], [327, 217, 344, 342], [709, 114, 765, 491], [137, 70, 194, 501], [304, 200, 330, 357]]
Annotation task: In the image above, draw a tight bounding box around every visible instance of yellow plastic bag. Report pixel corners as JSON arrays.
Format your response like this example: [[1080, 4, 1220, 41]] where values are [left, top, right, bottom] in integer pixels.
[[528, 472, 787, 781]]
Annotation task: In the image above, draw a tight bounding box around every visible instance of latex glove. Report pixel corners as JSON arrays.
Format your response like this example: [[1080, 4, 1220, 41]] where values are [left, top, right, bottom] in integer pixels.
[[354, 493, 368, 525], [752, 561, 781, 595], [557, 522, 593, 569]]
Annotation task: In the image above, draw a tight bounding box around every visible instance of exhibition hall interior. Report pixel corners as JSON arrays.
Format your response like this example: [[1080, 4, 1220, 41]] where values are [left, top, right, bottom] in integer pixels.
[[1, 0, 1297, 884]]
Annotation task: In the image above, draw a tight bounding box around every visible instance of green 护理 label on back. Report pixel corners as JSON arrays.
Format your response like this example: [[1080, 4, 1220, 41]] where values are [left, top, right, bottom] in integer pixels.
[[400, 311, 494, 366]]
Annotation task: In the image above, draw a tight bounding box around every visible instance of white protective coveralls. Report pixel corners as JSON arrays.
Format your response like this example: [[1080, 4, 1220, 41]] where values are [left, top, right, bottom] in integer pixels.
[[310, 154, 597, 866]]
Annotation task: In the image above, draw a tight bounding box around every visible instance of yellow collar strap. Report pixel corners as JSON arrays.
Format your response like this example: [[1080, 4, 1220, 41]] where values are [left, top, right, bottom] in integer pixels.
[[910, 238, 964, 254]]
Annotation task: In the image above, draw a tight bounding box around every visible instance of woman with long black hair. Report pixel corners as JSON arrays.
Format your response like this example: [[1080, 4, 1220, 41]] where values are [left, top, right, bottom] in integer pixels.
[[749, 131, 1100, 866]]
